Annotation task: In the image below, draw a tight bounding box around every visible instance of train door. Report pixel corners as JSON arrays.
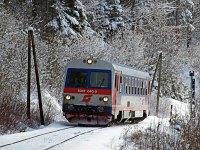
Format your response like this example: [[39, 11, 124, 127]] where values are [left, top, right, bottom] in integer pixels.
[[113, 72, 121, 105]]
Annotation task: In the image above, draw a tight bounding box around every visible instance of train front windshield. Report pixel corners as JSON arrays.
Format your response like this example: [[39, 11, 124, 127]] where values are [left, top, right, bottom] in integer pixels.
[[65, 69, 111, 89]]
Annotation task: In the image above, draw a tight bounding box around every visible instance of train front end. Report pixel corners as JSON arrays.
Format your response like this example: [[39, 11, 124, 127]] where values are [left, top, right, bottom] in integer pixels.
[[63, 59, 113, 126]]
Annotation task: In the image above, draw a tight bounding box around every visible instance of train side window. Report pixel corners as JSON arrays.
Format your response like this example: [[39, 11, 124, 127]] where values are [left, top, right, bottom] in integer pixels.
[[120, 84, 122, 93], [115, 75, 117, 88], [138, 79, 140, 88], [114, 74, 119, 91], [134, 78, 136, 87], [135, 78, 137, 87], [142, 80, 143, 88], [135, 87, 137, 95], [123, 76, 126, 83], [132, 87, 134, 94], [131, 78, 133, 86], [143, 80, 146, 88], [117, 76, 119, 91]]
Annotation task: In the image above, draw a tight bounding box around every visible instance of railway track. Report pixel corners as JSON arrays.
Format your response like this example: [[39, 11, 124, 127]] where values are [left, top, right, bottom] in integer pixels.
[[0, 119, 144, 150], [44, 127, 103, 150], [0, 125, 104, 150], [0, 126, 76, 149]]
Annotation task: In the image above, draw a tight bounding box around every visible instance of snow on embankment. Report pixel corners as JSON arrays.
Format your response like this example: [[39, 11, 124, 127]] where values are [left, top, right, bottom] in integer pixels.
[[151, 96, 189, 119], [169, 98, 190, 118], [29, 90, 65, 122]]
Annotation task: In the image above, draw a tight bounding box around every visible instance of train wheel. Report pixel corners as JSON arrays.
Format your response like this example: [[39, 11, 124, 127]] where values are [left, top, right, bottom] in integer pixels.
[[143, 110, 147, 118]]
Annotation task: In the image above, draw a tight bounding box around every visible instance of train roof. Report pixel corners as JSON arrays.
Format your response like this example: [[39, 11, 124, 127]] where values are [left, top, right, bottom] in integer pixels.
[[111, 62, 150, 79], [66, 59, 150, 79]]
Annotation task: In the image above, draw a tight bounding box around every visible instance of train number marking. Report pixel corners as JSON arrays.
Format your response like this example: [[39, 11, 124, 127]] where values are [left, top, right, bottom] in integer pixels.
[[87, 90, 97, 94], [78, 89, 86, 93]]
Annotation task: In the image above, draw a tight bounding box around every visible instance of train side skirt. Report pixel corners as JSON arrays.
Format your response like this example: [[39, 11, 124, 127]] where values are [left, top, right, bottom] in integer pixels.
[[64, 106, 113, 125]]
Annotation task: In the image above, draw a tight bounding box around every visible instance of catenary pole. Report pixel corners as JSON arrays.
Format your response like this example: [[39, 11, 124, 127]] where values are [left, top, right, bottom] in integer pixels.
[[150, 58, 160, 94], [27, 30, 31, 119], [30, 30, 45, 125], [156, 52, 162, 116]]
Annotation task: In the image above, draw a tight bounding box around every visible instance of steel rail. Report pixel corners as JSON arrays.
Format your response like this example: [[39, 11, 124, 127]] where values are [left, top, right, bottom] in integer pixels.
[[44, 127, 103, 150], [0, 126, 76, 148]]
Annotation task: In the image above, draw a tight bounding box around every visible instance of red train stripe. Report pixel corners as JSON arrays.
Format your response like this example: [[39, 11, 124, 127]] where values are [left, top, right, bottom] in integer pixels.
[[64, 88, 112, 95]]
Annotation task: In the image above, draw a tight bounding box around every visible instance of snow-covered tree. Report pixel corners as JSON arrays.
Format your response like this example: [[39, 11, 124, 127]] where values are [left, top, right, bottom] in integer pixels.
[[83, 0, 124, 38], [47, 0, 93, 36]]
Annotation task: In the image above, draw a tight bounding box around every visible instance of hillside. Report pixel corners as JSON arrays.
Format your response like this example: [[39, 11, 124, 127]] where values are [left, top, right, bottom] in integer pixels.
[[0, 0, 200, 134]]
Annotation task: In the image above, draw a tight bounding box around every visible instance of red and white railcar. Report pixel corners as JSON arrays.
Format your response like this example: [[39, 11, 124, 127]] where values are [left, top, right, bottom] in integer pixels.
[[63, 58, 151, 125]]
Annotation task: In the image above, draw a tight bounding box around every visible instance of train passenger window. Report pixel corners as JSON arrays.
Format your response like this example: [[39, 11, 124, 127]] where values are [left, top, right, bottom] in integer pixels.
[[120, 76, 122, 83], [132, 87, 134, 94], [115, 75, 119, 91], [120, 84, 122, 93], [139, 79, 141, 88], [67, 71, 87, 87], [90, 72, 109, 88], [138, 79, 140, 87], [144, 80, 146, 88], [132, 78, 134, 87], [115, 75, 117, 88], [135, 87, 137, 95], [135, 78, 138, 87]]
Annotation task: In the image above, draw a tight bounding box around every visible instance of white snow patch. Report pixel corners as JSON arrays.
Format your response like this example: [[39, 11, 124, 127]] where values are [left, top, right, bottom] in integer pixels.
[[28, 27, 33, 31], [47, 19, 59, 29]]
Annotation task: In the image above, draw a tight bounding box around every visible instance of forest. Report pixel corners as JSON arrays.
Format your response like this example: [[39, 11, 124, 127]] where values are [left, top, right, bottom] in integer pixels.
[[0, 0, 200, 139]]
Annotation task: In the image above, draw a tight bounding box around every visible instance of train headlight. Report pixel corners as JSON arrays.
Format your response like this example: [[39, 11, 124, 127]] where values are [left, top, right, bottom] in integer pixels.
[[87, 58, 93, 64], [103, 96, 109, 102], [65, 95, 71, 100]]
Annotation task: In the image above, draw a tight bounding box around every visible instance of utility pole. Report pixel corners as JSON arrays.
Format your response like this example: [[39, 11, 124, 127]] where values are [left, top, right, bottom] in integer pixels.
[[189, 71, 195, 116], [27, 27, 44, 125], [27, 30, 31, 119], [156, 52, 162, 116], [150, 58, 159, 94]]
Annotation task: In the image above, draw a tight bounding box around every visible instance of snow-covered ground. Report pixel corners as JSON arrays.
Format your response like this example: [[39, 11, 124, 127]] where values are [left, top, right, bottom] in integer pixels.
[[0, 117, 166, 150], [0, 98, 189, 150]]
